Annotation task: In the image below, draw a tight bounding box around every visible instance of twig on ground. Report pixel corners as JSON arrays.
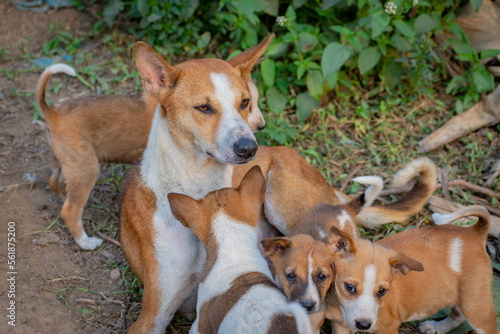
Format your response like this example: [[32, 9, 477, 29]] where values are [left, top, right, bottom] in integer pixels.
[[91, 221, 121, 247], [340, 166, 360, 192], [440, 166, 452, 202], [100, 292, 125, 308]]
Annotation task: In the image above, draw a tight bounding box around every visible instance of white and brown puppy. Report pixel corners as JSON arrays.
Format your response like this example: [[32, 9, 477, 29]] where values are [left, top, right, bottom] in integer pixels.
[[327, 205, 497, 334], [35, 44, 267, 250], [261, 176, 384, 333], [168, 166, 313, 334], [120, 37, 272, 334]]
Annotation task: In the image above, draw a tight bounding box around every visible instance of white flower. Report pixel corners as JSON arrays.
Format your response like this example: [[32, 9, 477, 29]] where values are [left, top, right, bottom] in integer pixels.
[[384, 2, 397, 15], [413, 0, 418, 6], [276, 16, 287, 27]]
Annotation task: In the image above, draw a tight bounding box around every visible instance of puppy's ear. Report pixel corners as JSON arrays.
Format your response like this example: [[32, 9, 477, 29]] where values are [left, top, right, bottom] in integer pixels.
[[327, 226, 356, 257], [229, 34, 274, 77], [389, 252, 424, 277], [237, 166, 266, 212], [135, 41, 181, 96], [168, 193, 200, 229], [261, 238, 292, 257]]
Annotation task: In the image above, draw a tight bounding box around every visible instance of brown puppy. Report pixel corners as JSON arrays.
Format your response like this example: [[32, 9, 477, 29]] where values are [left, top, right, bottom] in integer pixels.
[[36, 42, 268, 250], [168, 167, 312, 334]]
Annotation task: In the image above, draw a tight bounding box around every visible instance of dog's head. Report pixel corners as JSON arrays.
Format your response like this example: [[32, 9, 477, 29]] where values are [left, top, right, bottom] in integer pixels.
[[262, 234, 335, 314], [135, 35, 273, 165], [327, 227, 423, 332]]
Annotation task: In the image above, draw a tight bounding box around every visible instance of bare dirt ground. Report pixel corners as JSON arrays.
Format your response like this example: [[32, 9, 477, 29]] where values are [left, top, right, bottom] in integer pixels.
[[0, 3, 498, 334]]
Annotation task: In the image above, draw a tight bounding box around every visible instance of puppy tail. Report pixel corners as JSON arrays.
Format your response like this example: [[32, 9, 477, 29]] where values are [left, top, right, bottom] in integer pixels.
[[356, 157, 438, 228], [432, 205, 490, 237], [281, 302, 313, 334], [36, 63, 76, 122]]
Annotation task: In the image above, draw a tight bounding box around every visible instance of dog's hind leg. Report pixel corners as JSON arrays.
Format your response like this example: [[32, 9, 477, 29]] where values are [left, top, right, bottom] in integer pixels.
[[417, 307, 465, 334], [459, 285, 497, 334], [58, 145, 103, 250], [48, 160, 66, 200]]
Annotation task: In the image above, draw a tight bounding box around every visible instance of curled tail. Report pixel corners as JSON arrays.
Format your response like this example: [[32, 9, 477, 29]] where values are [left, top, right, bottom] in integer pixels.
[[432, 205, 490, 237], [282, 302, 313, 334], [356, 157, 438, 228], [36, 63, 76, 122]]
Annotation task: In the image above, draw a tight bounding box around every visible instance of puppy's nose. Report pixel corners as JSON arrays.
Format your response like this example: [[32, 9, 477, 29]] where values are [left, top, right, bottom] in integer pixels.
[[257, 123, 266, 131], [355, 319, 372, 330], [234, 138, 258, 159], [299, 301, 316, 312]]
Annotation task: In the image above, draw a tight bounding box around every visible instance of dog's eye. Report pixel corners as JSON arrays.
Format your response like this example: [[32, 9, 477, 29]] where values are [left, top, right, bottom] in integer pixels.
[[194, 104, 213, 114], [241, 98, 250, 109], [344, 283, 356, 294], [286, 273, 296, 281], [377, 288, 388, 297], [317, 273, 327, 282]]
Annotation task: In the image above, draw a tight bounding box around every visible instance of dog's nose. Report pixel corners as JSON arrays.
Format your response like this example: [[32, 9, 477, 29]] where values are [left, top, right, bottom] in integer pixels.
[[299, 301, 316, 312], [257, 123, 266, 131], [355, 319, 372, 330], [234, 138, 258, 159]]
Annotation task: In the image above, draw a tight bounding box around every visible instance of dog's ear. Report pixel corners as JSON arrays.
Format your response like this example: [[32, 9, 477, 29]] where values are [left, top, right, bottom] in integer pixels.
[[389, 252, 424, 277], [135, 41, 181, 97], [168, 193, 200, 230], [237, 166, 266, 212], [327, 226, 356, 257], [229, 34, 274, 77], [261, 238, 292, 257]]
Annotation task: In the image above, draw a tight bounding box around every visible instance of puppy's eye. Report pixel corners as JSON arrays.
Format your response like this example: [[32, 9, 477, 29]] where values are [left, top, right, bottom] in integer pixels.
[[377, 288, 388, 297], [194, 104, 213, 114], [317, 273, 327, 282], [241, 98, 250, 109], [286, 273, 296, 281], [344, 283, 356, 294]]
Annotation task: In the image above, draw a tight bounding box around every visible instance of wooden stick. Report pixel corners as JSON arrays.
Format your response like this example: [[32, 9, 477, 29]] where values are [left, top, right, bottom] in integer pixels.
[[340, 166, 360, 192], [440, 166, 452, 202]]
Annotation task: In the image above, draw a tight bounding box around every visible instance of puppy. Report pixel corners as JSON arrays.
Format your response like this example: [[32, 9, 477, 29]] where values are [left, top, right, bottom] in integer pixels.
[[36, 43, 267, 250], [327, 205, 497, 334], [168, 166, 312, 334], [119, 37, 271, 333]]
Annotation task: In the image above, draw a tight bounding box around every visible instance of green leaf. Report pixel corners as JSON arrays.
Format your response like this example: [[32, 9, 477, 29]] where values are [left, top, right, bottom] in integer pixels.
[[306, 70, 324, 100], [371, 11, 391, 38], [473, 67, 494, 93], [414, 14, 438, 35], [330, 25, 354, 36], [285, 5, 296, 21], [381, 59, 403, 90], [266, 86, 288, 113], [137, 0, 148, 17], [390, 35, 412, 52], [322, 0, 341, 10], [293, 0, 307, 9], [197, 32, 211, 48], [264, 0, 279, 16], [393, 20, 415, 39], [297, 63, 306, 79], [470, 0, 483, 12], [481, 49, 500, 59], [358, 47, 381, 75], [298, 32, 318, 53], [296, 92, 319, 123], [261, 58, 276, 88], [321, 42, 351, 79], [265, 41, 289, 58], [448, 39, 475, 56], [103, 0, 124, 27]]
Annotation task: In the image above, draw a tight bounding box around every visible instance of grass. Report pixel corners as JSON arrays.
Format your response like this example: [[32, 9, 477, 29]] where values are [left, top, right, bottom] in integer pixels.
[[7, 19, 498, 334]]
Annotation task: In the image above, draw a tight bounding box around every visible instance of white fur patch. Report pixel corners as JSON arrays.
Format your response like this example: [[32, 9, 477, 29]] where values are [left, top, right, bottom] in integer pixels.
[[211, 73, 256, 164], [45, 63, 76, 77], [432, 212, 454, 225], [338, 210, 353, 230], [417, 308, 464, 334], [75, 232, 103, 250], [449, 238, 463, 274], [342, 264, 379, 331], [302, 254, 321, 312], [352, 176, 383, 206], [317, 227, 327, 239]]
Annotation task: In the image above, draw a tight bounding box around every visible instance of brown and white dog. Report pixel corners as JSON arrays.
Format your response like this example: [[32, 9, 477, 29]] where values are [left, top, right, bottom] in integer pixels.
[[262, 176, 385, 333], [119, 38, 272, 333], [35, 44, 267, 250], [168, 166, 313, 334], [326, 205, 497, 334]]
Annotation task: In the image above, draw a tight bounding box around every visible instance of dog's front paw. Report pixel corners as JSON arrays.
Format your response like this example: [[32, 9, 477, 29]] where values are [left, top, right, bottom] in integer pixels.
[[75, 234, 103, 250], [417, 320, 442, 334]]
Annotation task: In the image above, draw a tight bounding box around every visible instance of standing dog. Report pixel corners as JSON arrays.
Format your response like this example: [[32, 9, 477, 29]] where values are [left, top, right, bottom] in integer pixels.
[[120, 37, 271, 333], [168, 166, 312, 334], [326, 205, 496, 334], [35, 43, 267, 250]]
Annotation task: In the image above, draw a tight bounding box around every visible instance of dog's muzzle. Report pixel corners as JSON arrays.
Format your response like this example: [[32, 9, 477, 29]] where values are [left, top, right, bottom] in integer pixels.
[[233, 138, 258, 160]]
